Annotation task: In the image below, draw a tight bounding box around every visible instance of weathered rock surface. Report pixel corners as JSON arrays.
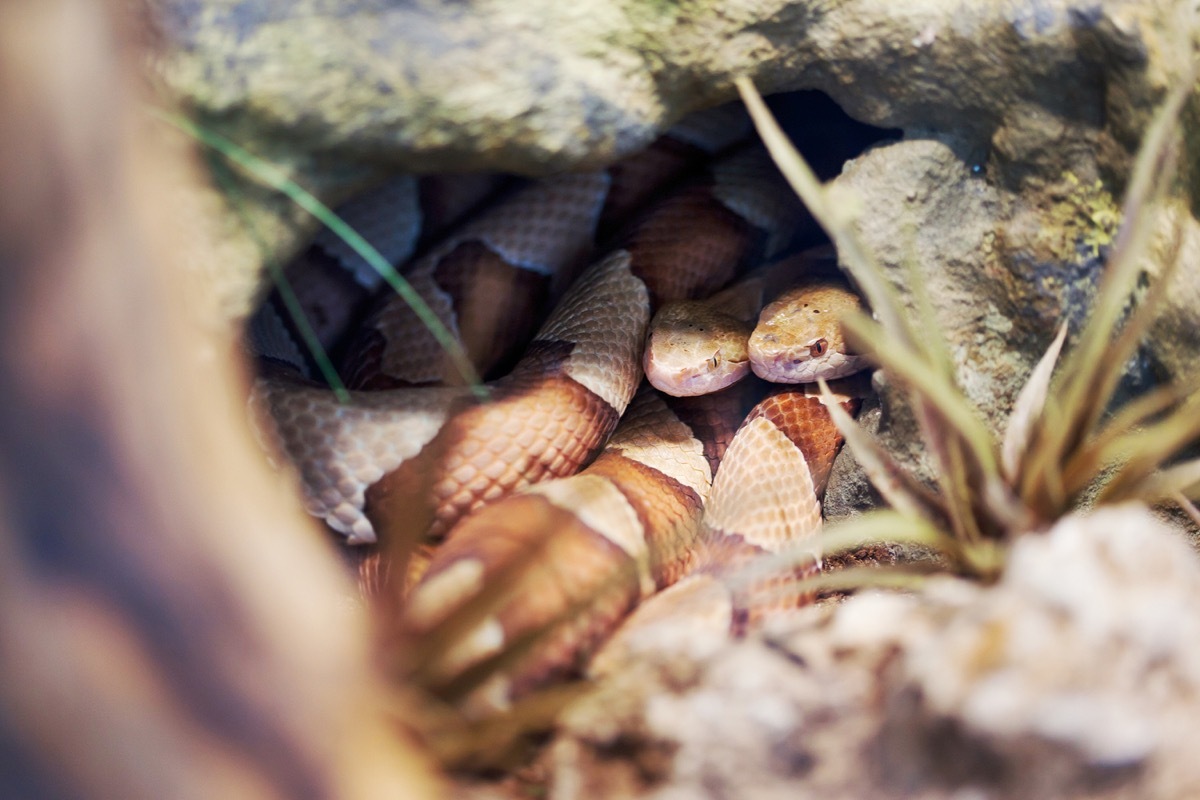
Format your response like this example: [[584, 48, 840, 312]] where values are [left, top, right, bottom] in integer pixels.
[[550, 505, 1200, 799], [156, 0, 1188, 172], [822, 137, 1200, 520], [153, 0, 1199, 338]]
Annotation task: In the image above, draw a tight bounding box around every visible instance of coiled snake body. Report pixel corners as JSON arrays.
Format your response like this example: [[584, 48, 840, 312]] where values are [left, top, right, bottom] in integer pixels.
[[250, 109, 869, 704]]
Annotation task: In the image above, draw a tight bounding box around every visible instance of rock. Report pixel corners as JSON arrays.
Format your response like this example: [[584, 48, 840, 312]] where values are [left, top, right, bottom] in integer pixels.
[[1146, 203, 1200, 386], [155, 0, 1187, 173], [550, 504, 1200, 799], [823, 133, 1200, 517], [899, 506, 1200, 767], [150, 0, 1199, 333]]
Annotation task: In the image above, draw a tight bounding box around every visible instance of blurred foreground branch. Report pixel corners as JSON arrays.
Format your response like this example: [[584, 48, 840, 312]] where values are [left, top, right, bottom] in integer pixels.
[[0, 2, 440, 798]]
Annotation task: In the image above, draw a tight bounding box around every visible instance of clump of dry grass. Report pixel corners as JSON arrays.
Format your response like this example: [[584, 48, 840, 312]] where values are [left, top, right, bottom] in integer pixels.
[[737, 73, 1200, 588]]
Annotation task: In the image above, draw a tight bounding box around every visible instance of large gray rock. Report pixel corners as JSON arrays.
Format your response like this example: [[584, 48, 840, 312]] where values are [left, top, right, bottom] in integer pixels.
[[156, 0, 1187, 172], [550, 505, 1200, 799], [153, 0, 1199, 329]]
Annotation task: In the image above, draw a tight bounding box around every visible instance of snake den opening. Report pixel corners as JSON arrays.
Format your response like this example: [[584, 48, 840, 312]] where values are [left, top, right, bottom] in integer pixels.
[[9, 3, 1200, 798]]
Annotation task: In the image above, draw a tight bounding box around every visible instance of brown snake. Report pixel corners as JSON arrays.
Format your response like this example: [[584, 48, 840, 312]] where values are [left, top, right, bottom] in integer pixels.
[[253, 133, 802, 548], [249, 109, 871, 703]]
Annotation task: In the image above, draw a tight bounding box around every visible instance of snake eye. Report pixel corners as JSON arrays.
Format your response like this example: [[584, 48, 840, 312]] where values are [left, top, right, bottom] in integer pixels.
[[809, 338, 828, 358], [709, 353, 721, 369]]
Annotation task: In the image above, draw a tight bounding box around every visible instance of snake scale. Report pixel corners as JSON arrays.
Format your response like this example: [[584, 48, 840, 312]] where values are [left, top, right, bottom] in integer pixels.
[[249, 102, 872, 706]]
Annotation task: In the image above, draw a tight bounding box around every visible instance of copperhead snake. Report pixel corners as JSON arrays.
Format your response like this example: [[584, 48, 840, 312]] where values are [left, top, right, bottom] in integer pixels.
[[249, 104, 871, 705]]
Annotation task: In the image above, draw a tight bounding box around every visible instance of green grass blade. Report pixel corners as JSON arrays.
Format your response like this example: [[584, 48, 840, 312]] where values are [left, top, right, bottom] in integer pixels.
[[267, 261, 350, 400], [151, 108, 489, 400], [206, 152, 351, 401]]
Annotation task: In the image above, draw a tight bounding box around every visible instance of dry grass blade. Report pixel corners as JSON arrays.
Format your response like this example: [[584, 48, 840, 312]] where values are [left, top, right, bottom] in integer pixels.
[[1016, 389, 1068, 515], [721, 510, 955, 593], [421, 683, 591, 771], [817, 510, 962, 560], [1096, 399, 1200, 502], [1080, 216, 1186, 428], [428, 622, 557, 703], [1040, 209, 1186, 505], [841, 312, 999, 476], [1129, 459, 1200, 503], [979, 471, 1035, 533], [428, 554, 642, 703], [740, 73, 1011, 558], [897, 220, 957, 381], [1174, 493, 1200, 528], [1017, 203, 1188, 515], [404, 521, 663, 702], [401, 530, 564, 686], [1002, 322, 1069, 481], [1061, 378, 1200, 494], [940, 417, 987, 543], [1032, 76, 1193, 479], [758, 566, 938, 607], [735, 76, 920, 354], [819, 379, 948, 524], [396, 535, 678, 770], [887, 233, 996, 543], [917, 390, 1018, 549]]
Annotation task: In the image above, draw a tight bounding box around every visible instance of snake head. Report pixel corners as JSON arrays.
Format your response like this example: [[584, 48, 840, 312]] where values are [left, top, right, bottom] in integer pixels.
[[643, 301, 752, 396], [748, 281, 870, 383]]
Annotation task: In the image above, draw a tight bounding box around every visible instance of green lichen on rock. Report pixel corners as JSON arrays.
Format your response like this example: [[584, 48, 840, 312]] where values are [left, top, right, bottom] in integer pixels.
[[1041, 172, 1122, 261]]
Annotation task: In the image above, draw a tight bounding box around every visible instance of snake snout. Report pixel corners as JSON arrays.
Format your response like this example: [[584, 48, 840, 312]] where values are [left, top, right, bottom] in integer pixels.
[[749, 339, 870, 384], [750, 347, 815, 383]]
